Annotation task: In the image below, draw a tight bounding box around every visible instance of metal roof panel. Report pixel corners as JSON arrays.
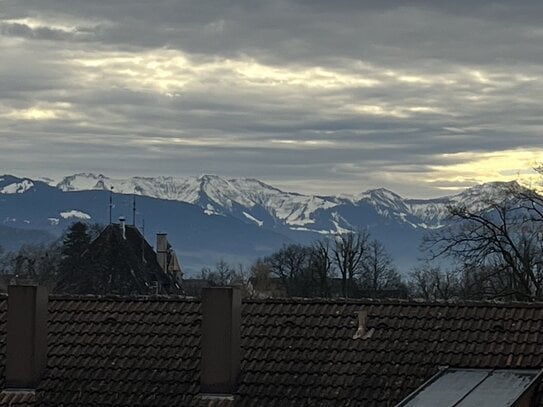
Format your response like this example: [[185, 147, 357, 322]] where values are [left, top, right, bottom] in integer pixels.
[[397, 368, 542, 407]]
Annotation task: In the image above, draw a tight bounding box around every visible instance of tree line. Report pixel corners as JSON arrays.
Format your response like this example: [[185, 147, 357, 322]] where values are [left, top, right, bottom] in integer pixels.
[[200, 230, 405, 298]]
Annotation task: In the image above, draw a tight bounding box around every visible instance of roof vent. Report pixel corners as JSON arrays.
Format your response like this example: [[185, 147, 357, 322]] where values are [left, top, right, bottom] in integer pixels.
[[353, 310, 374, 340]]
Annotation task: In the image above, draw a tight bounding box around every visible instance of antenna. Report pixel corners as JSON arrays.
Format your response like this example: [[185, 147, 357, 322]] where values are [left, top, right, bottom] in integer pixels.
[[141, 217, 146, 262], [132, 191, 136, 226], [108, 186, 114, 224]]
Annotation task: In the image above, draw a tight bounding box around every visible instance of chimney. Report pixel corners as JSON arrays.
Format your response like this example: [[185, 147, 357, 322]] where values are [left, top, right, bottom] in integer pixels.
[[156, 233, 168, 271], [201, 287, 241, 395], [6, 285, 48, 389], [119, 216, 126, 239]]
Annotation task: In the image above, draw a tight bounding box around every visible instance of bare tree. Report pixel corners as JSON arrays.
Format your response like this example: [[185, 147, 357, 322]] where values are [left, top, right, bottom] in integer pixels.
[[423, 186, 543, 300], [309, 239, 334, 297], [360, 240, 401, 292], [263, 244, 312, 296], [200, 259, 252, 295], [332, 231, 369, 297], [201, 259, 242, 286], [409, 263, 461, 301]]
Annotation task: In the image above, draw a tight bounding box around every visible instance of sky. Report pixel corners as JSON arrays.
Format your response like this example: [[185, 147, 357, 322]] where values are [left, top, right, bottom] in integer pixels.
[[1, 1, 543, 198]]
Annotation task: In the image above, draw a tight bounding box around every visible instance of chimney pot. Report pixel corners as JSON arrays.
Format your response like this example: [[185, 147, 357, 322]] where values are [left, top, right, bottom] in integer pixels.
[[119, 216, 126, 239], [6, 285, 48, 389], [201, 287, 241, 395]]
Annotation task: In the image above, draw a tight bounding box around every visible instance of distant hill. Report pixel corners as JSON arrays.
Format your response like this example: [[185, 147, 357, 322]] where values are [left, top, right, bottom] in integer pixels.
[[0, 224, 55, 252]]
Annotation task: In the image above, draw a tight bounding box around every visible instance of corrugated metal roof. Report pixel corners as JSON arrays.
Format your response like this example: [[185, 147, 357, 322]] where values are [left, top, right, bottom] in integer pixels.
[[397, 368, 542, 407]]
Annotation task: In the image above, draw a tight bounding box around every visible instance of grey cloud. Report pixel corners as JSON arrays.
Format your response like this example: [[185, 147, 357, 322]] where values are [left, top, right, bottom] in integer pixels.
[[1, 1, 543, 197]]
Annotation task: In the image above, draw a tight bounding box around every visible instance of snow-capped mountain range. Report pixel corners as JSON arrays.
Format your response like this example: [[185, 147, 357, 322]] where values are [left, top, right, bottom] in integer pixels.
[[54, 172, 513, 232], [0, 173, 523, 273]]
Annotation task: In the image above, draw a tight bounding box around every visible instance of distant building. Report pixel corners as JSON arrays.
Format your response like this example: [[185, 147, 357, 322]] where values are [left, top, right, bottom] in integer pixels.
[[55, 219, 182, 295]]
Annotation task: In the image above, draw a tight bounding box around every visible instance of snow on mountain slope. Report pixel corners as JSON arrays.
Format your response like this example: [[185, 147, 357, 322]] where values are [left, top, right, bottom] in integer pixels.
[[356, 188, 415, 224], [56, 173, 523, 232], [225, 177, 338, 226], [60, 210, 92, 220], [57, 173, 339, 228], [0, 179, 34, 194], [406, 181, 520, 228]]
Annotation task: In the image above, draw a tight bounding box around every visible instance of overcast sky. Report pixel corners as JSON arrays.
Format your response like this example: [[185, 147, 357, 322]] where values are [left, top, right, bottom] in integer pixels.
[[1, 1, 543, 198]]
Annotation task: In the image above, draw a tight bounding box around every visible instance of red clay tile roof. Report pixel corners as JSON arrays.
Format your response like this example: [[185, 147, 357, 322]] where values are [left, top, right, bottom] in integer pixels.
[[1, 296, 543, 406]]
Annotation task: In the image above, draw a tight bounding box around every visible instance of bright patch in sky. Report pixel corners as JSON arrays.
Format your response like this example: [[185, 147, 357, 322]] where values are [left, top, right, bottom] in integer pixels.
[[428, 149, 543, 191]]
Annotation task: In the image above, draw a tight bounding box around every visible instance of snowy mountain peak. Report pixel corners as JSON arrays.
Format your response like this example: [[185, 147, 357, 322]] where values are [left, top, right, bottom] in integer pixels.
[[45, 173, 539, 233], [197, 174, 223, 182], [356, 188, 411, 220], [0, 176, 35, 195], [458, 180, 519, 198], [57, 173, 110, 191], [359, 188, 404, 203]]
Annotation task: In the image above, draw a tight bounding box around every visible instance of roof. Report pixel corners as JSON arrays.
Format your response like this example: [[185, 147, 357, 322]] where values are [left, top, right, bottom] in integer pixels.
[[2, 296, 543, 406], [397, 368, 542, 407], [56, 224, 181, 295]]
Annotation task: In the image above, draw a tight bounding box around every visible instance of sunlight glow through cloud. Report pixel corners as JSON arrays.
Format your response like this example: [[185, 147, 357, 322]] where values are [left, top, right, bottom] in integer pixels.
[[2, 102, 82, 121], [428, 149, 543, 191]]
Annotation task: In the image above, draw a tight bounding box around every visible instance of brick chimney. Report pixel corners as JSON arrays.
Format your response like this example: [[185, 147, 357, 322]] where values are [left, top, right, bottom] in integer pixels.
[[156, 233, 168, 272], [201, 287, 241, 395], [6, 285, 48, 389]]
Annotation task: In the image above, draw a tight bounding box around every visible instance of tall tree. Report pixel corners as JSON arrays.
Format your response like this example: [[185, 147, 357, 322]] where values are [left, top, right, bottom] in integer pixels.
[[360, 240, 401, 292], [310, 239, 334, 297], [61, 222, 91, 261], [332, 231, 369, 297], [57, 222, 92, 286], [263, 244, 313, 296]]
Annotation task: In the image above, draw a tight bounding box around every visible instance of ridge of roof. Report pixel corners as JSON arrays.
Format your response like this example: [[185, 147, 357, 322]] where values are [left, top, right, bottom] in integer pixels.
[[2, 292, 543, 308], [0, 293, 200, 302], [243, 296, 543, 308]]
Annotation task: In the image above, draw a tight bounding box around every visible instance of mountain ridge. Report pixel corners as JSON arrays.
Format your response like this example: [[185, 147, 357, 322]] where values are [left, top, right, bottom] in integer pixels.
[[50, 172, 522, 231], [0, 173, 526, 274]]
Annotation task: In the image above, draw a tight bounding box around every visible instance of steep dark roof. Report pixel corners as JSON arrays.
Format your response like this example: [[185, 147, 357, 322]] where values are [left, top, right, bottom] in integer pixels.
[[1, 296, 543, 406], [56, 224, 181, 295]]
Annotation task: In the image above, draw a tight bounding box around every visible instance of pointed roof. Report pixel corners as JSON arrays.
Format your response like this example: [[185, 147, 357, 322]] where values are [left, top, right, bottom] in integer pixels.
[[56, 224, 181, 295]]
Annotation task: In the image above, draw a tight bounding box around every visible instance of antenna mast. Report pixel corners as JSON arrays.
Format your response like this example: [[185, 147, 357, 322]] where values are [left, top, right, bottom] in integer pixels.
[[132, 191, 136, 226], [108, 186, 114, 224], [141, 217, 146, 262]]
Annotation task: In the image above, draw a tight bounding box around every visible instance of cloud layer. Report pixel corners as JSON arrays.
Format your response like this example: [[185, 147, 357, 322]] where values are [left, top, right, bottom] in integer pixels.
[[1, 1, 543, 197]]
